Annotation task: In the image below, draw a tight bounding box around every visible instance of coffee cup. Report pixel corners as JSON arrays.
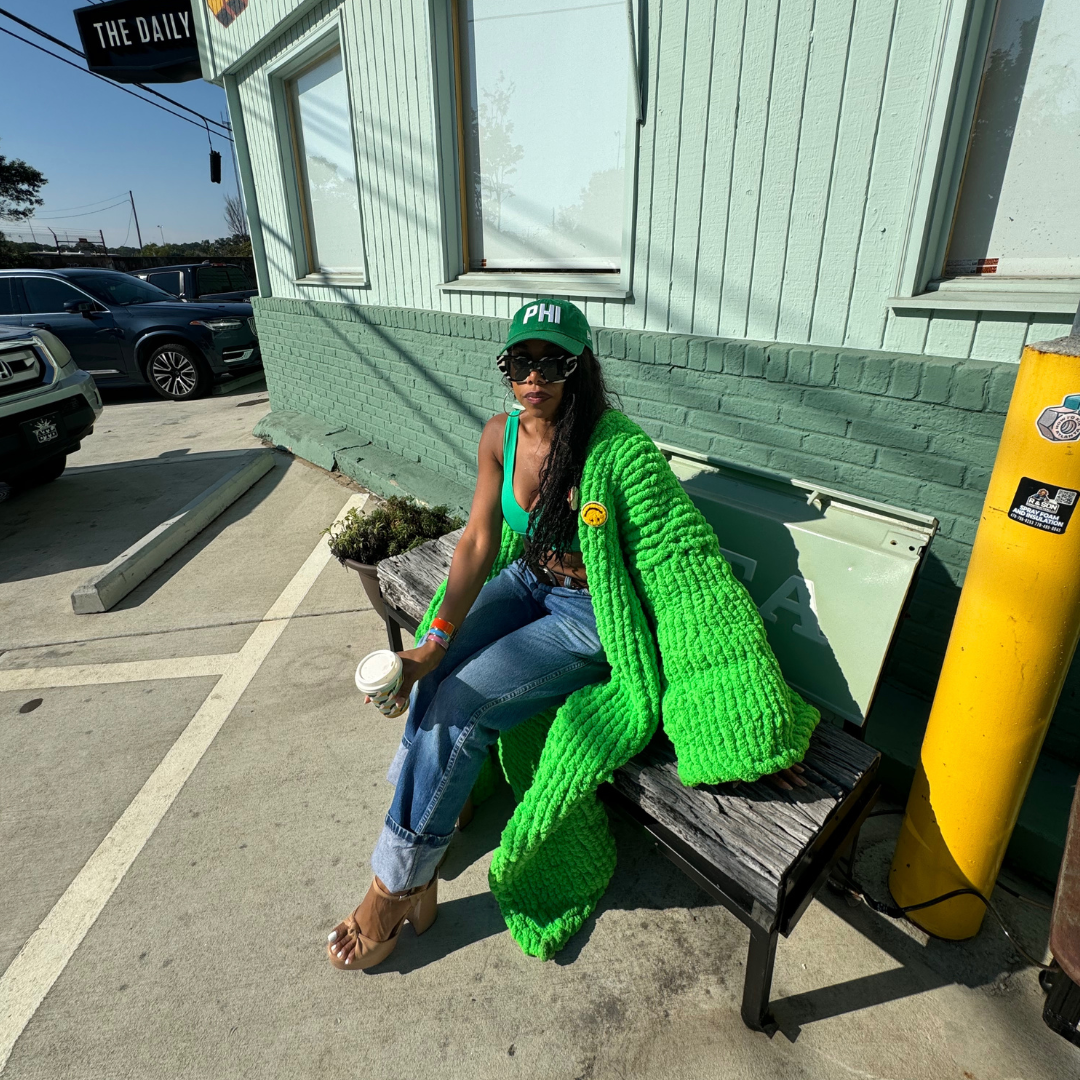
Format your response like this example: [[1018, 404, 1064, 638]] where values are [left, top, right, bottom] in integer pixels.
[[355, 649, 407, 718]]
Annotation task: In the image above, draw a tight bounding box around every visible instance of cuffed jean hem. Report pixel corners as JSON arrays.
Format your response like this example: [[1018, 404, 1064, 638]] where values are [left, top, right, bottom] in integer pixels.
[[371, 815, 453, 893]]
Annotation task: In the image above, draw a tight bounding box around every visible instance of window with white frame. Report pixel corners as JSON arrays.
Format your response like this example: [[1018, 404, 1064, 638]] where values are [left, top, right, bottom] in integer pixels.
[[944, 0, 1079, 279], [455, 0, 633, 272], [285, 47, 364, 276]]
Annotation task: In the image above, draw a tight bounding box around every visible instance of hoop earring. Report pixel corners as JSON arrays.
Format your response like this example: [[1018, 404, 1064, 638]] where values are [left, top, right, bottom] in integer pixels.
[[502, 384, 520, 414]]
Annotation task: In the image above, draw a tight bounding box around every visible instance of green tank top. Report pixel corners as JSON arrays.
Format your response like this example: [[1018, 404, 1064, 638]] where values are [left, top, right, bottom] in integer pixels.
[[501, 411, 581, 552]]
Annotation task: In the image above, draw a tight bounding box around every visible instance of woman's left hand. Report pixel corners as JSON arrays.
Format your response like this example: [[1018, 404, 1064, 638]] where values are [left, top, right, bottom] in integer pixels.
[[765, 762, 807, 791]]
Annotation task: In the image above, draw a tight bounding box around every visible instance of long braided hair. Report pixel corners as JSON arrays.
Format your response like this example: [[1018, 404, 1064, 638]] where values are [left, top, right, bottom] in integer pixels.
[[515, 346, 615, 572]]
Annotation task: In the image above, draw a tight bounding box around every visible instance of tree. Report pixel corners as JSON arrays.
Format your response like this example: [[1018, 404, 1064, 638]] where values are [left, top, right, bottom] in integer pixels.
[[223, 191, 249, 238], [555, 168, 625, 259], [0, 143, 46, 222], [476, 73, 523, 232]]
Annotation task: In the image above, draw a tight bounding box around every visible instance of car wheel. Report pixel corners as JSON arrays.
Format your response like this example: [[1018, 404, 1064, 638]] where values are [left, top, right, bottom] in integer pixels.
[[21, 454, 67, 487], [146, 343, 208, 400]]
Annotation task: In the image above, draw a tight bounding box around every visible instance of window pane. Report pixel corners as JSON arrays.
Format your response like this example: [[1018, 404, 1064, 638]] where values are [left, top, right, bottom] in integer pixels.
[[22, 277, 84, 314], [196, 266, 250, 293], [0, 278, 27, 315], [459, 1, 629, 271], [292, 51, 363, 274], [148, 272, 182, 295], [68, 273, 168, 306], [945, 0, 1080, 277]]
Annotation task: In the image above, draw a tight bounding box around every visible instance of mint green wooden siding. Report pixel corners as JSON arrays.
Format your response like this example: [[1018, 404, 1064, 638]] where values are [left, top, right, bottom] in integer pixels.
[[221, 0, 1073, 362]]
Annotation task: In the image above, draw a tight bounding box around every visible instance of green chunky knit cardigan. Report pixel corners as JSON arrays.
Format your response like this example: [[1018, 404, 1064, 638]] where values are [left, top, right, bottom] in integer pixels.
[[417, 409, 819, 960]]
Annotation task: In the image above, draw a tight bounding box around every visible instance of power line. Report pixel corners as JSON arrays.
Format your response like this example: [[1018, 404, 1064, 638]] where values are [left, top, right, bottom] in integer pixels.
[[0, 7, 231, 137], [29, 200, 130, 222], [0, 25, 233, 143], [28, 191, 131, 214]]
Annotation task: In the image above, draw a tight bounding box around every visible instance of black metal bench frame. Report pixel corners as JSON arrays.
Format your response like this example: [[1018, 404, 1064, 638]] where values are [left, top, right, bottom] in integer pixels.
[[374, 559, 881, 1035], [600, 746, 879, 1032], [378, 603, 413, 655]]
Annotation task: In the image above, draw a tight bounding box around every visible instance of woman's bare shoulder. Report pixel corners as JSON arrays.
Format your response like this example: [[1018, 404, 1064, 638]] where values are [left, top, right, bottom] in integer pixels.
[[483, 412, 509, 435], [479, 412, 509, 463]]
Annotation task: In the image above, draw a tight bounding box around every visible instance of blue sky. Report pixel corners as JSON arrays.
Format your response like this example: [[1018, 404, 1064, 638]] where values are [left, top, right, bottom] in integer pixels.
[[0, 2, 240, 246]]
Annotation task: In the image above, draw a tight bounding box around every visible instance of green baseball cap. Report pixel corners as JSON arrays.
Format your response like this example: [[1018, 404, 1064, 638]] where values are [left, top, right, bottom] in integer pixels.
[[504, 299, 593, 356]]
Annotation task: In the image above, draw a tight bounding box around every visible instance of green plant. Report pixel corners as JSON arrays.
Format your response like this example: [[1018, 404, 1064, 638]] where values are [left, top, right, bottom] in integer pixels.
[[326, 496, 464, 565]]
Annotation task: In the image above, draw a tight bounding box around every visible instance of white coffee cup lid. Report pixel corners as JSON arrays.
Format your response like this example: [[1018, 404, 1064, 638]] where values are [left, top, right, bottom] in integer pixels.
[[355, 650, 402, 693]]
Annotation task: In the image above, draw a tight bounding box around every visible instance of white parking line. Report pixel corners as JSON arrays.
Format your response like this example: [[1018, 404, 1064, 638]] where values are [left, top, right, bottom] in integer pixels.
[[0, 655, 233, 691], [0, 492, 369, 1073]]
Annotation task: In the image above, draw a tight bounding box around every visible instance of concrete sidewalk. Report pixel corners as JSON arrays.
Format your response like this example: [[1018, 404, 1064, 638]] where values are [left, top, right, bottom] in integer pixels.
[[0, 385, 1073, 1079]]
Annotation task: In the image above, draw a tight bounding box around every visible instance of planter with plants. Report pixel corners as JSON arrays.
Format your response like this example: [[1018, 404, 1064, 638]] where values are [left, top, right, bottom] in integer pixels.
[[326, 496, 464, 619]]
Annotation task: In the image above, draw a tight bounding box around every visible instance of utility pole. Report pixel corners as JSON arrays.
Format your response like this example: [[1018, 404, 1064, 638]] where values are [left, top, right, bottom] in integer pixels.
[[99, 229, 109, 257], [48, 227, 60, 254], [128, 190, 144, 250]]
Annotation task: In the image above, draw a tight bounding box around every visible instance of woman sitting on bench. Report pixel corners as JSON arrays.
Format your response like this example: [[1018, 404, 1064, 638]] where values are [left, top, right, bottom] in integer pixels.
[[328, 299, 816, 971]]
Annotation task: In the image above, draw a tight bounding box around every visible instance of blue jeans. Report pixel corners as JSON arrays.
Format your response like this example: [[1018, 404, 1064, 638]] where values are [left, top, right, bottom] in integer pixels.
[[371, 559, 609, 892]]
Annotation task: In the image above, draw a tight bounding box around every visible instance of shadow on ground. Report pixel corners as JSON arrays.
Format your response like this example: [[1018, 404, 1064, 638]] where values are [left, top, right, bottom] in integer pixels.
[[0, 449, 285, 586], [390, 778, 1056, 1044]]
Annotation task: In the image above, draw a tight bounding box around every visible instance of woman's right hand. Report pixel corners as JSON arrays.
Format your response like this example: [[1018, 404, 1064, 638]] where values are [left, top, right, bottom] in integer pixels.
[[363, 640, 445, 710], [363, 413, 506, 712]]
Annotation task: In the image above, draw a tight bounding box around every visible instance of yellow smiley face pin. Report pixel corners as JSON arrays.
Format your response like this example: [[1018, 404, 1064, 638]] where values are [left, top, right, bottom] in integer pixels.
[[580, 501, 608, 527]]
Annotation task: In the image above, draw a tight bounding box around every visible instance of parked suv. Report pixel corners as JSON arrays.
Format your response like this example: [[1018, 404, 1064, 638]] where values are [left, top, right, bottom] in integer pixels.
[[0, 269, 261, 400], [0, 325, 102, 488], [131, 262, 257, 304]]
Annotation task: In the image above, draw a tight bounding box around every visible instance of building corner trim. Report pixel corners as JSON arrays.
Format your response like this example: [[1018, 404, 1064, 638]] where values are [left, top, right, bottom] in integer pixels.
[[223, 73, 271, 299]]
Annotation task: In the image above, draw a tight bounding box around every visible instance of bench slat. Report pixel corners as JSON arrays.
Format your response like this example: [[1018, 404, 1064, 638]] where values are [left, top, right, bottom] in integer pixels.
[[618, 767, 798, 891], [378, 527, 462, 625], [611, 725, 877, 918], [799, 720, 879, 789]]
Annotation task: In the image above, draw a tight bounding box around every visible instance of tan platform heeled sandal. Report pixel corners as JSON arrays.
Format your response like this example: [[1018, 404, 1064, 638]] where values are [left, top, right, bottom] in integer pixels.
[[326, 873, 438, 971]]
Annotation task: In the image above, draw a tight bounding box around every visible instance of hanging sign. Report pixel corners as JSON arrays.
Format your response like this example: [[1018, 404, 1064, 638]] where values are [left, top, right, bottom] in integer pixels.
[[74, 0, 200, 84]]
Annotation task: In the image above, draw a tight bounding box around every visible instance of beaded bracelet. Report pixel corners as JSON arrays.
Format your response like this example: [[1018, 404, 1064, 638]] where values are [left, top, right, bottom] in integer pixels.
[[424, 628, 451, 650]]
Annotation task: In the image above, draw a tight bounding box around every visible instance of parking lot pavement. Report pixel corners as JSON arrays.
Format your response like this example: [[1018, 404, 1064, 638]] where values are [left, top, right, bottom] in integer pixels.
[[74, 379, 270, 468], [1, 386, 1073, 1079]]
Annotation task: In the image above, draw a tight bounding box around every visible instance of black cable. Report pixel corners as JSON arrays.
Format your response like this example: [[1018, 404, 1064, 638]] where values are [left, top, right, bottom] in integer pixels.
[[831, 866, 1052, 970], [0, 27, 233, 142], [861, 810, 1052, 911], [120, 202, 133, 249], [30, 200, 130, 221], [0, 7, 232, 137], [996, 879, 1054, 911], [28, 191, 130, 214]]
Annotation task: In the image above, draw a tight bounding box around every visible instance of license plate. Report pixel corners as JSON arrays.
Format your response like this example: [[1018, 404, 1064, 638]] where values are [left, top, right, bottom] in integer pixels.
[[22, 412, 61, 446]]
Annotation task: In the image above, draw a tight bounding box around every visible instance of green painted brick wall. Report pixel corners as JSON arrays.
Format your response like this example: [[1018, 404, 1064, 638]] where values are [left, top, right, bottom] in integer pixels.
[[252, 295, 1079, 772]]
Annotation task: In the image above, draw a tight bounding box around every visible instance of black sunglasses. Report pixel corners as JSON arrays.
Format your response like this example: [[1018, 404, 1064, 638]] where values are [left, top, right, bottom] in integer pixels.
[[496, 350, 579, 384]]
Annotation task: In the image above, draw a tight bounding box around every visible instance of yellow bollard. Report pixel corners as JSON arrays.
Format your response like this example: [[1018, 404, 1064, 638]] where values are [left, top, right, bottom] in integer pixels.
[[890, 338, 1080, 938]]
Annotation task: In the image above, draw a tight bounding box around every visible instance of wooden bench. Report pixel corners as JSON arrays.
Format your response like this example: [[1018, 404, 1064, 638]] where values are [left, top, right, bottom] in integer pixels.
[[376, 447, 937, 1034]]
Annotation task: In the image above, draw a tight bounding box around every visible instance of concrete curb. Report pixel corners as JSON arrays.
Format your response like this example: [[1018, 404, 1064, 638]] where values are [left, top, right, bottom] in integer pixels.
[[71, 450, 275, 614], [253, 409, 473, 515]]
